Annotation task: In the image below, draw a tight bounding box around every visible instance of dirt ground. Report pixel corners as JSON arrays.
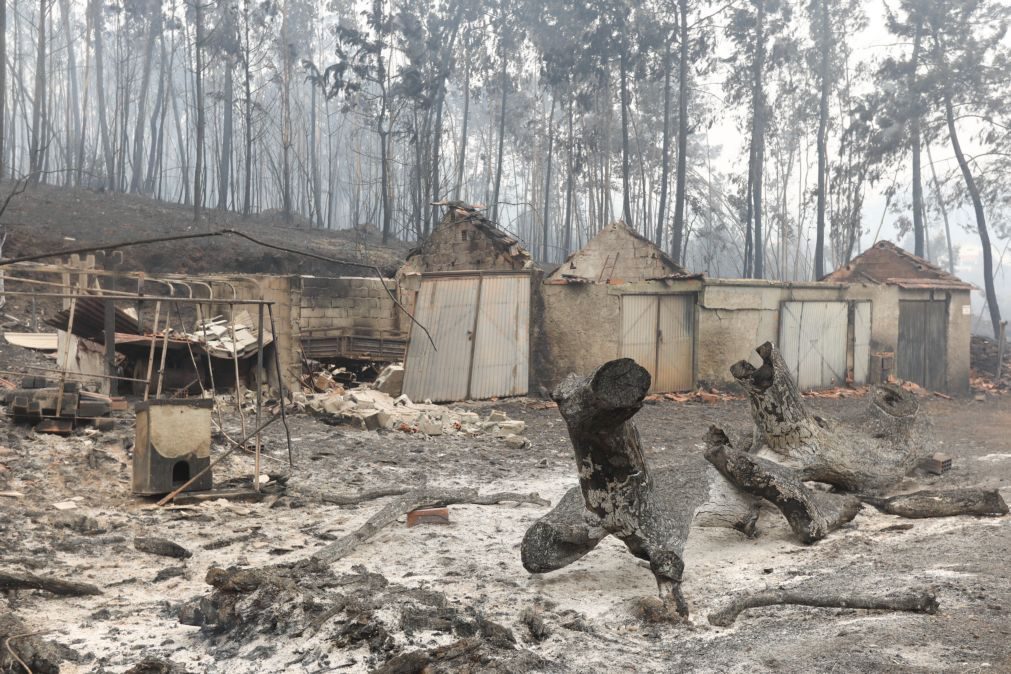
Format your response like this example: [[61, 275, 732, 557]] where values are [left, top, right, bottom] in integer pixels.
[[2, 371, 1010, 673]]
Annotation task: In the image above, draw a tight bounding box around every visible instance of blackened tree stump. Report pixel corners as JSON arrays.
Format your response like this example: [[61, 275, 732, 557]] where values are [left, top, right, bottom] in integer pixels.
[[521, 359, 755, 618]]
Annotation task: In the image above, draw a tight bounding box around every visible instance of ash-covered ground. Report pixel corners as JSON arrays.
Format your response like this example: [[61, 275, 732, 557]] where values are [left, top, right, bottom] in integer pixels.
[[2, 382, 1010, 673]]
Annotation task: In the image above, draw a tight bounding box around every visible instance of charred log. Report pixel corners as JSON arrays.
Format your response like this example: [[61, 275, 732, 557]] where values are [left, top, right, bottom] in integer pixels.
[[731, 342, 926, 492], [521, 485, 609, 573], [708, 588, 939, 627], [704, 427, 862, 544], [862, 489, 1009, 518]]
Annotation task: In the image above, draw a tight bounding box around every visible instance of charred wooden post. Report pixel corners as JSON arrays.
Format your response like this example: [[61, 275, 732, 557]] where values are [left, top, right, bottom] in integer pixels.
[[704, 427, 862, 543], [731, 342, 926, 492]]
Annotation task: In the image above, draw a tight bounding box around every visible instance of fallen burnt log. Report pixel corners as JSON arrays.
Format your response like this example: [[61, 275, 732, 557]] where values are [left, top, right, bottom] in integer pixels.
[[521, 359, 758, 618], [718, 341, 1007, 525], [862, 489, 1009, 518], [730, 342, 924, 492], [704, 427, 862, 543], [0, 569, 102, 597], [708, 587, 939, 627]]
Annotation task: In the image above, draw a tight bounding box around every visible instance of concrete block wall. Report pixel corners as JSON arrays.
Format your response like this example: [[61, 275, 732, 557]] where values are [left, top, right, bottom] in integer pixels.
[[296, 276, 403, 338], [398, 221, 526, 275]]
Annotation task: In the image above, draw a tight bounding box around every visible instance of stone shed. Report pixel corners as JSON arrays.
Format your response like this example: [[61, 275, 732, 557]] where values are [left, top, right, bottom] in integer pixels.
[[397, 205, 537, 402], [823, 241, 972, 395], [539, 222, 704, 393]]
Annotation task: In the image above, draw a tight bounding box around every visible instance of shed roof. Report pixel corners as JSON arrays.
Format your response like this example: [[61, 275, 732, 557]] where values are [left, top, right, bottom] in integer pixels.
[[399, 202, 532, 275], [822, 241, 971, 289], [546, 221, 693, 284]]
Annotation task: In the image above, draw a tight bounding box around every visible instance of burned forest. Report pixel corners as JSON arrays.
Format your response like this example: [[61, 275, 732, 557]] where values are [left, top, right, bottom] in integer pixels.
[[2, 0, 1011, 671]]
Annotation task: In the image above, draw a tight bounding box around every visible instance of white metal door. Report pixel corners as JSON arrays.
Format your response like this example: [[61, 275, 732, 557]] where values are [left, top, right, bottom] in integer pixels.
[[621, 295, 659, 387], [621, 295, 695, 393], [402, 277, 480, 402], [779, 301, 849, 389], [655, 295, 695, 392], [469, 275, 530, 399]]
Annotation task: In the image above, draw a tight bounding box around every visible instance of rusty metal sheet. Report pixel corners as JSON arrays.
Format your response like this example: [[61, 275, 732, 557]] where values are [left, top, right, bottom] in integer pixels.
[[620, 295, 659, 387], [469, 275, 530, 399], [779, 301, 848, 389], [852, 301, 871, 384], [655, 295, 695, 392], [402, 277, 479, 402]]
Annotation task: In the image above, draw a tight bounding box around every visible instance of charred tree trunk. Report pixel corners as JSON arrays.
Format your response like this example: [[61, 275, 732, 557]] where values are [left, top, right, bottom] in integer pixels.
[[521, 359, 758, 618], [730, 342, 925, 492]]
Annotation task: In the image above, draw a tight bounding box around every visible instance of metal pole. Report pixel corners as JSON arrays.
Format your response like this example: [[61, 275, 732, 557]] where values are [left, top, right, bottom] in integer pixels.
[[143, 301, 162, 401], [228, 304, 248, 440], [267, 303, 294, 467], [254, 304, 264, 491], [104, 251, 118, 395]]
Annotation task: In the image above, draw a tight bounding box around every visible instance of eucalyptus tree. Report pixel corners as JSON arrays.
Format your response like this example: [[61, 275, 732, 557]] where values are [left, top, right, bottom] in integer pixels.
[[725, 0, 793, 278], [920, 0, 1009, 339]]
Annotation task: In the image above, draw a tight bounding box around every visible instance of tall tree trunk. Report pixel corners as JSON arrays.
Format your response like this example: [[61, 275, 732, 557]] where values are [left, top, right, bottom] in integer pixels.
[[490, 58, 507, 223], [924, 142, 954, 274], [91, 0, 114, 188], [280, 14, 292, 223], [813, 0, 830, 279], [0, 0, 6, 179], [672, 0, 690, 265], [241, 2, 252, 215], [542, 95, 556, 262], [28, 0, 47, 182], [217, 60, 234, 211], [944, 94, 1000, 338], [656, 40, 673, 248], [193, 0, 205, 223], [562, 97, 574, 257], [429, 87, 446, 234], [130, 5, 160, 193], [59, 0, 81, 182], [619, 50, 632, 226], [750, 0, 767, 279], [909, 23, 925, 258], [145, 33, 168, 193], [168, 53, 190, 204], [453, 62, 470, 202]]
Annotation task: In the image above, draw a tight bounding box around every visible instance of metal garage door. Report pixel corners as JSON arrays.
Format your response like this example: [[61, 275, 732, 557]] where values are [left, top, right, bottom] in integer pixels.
[[403, 274, 530, 402], [779, 301, 849, 389], [897, 300, 947, 391], [620, 294, 695, 393]]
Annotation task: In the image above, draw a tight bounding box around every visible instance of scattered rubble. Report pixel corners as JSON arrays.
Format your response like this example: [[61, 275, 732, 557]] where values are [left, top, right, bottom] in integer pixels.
[[300, 386, 528, 442]]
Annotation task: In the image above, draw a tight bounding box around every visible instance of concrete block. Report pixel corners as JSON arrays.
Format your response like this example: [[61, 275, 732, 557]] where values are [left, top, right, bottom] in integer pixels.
[[503, 434, 529, 449], [487, 410, 508, 423], [361, 410, 382, 431], [374, 365, 405, 396], [417, 415, 443, 436]]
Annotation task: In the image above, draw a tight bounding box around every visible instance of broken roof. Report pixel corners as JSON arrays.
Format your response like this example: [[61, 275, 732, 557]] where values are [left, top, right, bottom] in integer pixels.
[[398, 202, 532, 275], [822, 241, 971, 289], [546, 221, 693, 284]]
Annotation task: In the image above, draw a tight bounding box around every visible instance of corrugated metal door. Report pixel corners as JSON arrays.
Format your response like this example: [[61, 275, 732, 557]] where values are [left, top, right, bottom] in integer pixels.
[[655, 295, 695, 392], [620, 295, 658, 383], [402, 277, 480, 402], [897, 300, 947, 391], [621, 295, 695, 393], [852, 301, 871, 384], [779, 301, 849, 389], [469, 275, 530, 399]]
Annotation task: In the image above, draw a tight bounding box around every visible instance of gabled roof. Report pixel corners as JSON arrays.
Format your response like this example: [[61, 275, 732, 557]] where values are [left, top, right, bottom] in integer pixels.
[[399, 203, 532, 275], [546, 221, 693, 284], [822, 241, 971, 289]]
